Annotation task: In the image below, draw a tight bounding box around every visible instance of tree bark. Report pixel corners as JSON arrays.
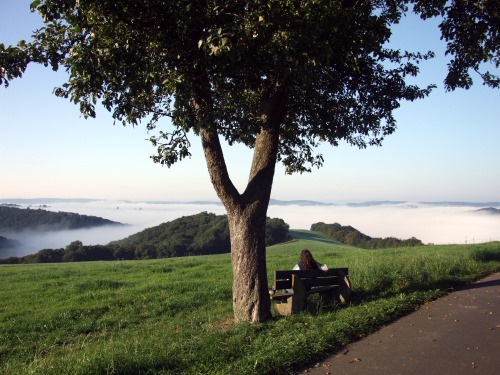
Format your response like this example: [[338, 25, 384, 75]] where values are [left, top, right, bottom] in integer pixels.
[[200, 126, 278, 322], [226, 201, 272, 322], [199, 89, 284, 323]]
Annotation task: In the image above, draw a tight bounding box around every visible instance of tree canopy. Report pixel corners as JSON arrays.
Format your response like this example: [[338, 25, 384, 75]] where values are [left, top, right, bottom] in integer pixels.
[[0, 2, 424, 169], [1, 0, 498, 322], [2, 2, 498, 161], [2, 1, 497, 170]]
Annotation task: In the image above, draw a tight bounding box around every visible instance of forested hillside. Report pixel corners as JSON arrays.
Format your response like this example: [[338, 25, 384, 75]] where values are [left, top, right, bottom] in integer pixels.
[[0, 236, 20, 250], [112, 212, 289, 252], [1, 212, 290, 264], [112, 212, 231, 258], [475, 207, 500, 215], [311, 222, 423, 249], [0, 206, 123, 231]]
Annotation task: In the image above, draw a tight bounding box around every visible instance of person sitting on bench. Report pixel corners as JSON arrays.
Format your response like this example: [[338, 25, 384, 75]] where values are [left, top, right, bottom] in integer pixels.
[[293, 249, 328, 271]]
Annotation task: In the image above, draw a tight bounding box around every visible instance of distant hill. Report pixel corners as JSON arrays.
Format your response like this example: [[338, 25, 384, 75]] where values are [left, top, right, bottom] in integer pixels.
[[474, 207, 500, 215], [111, 211, 231, 257], [269, 199, 335, 206], [0, 206, 124, 232], [420, 201, 500, 207], [311, 222, 423, 249], [0, 235, 21, 250], [1, 212, 291, 264], [2, 197, 500, 209], [111, 212, 290, 257], [346, 201, 407, 207]]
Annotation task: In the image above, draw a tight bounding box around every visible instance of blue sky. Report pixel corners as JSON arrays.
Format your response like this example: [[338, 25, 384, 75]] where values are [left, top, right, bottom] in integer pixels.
[[1, 1, 499, 203]]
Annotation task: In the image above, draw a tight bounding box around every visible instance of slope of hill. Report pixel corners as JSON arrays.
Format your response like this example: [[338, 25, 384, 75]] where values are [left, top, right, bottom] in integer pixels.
[[0, 205, 124, 232], [111, 212, 290, 255], [111, 211, 232, 257], [0, 236, 21, 250], [475, 207, 500, 215], [288, 229, 346, 245], [311, 222, 423, 249]]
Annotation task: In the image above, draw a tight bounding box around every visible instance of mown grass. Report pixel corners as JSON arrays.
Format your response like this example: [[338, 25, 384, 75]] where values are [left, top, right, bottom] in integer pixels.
[[1, 231, 499, 374]]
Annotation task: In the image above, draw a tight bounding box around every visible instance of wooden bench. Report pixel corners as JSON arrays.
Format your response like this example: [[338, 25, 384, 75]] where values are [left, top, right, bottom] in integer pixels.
[[269, 268, 352, 316]]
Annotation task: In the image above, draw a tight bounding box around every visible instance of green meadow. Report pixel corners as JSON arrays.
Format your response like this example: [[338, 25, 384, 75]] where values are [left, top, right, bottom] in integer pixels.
[[1, 230, 499, 374]]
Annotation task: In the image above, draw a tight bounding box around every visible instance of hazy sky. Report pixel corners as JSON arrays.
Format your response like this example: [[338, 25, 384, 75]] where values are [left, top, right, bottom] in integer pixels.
[[1, 1, 499, 203]]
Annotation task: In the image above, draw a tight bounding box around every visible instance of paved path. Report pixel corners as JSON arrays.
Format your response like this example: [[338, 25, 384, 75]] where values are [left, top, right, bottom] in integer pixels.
[[298, 272, 500, 375]]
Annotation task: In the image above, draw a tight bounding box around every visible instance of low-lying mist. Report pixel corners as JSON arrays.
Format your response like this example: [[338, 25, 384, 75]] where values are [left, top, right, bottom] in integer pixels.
[[2, 224, 142, 258], [2, 200, 499, 258], [267, 203, 500, 245]]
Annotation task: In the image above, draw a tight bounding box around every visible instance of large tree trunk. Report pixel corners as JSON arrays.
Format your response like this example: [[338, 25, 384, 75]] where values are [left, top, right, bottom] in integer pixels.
[[226, 202, 271, 322], [200, 120, 281, 322], [198, 86, 285, 322]]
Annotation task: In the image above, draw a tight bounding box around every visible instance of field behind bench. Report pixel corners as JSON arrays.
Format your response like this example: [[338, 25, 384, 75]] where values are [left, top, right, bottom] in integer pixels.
[[1, 230, 500, 375]]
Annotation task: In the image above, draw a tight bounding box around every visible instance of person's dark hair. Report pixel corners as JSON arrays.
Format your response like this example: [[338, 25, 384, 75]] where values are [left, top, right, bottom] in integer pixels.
[[299, 249, 319, 270]]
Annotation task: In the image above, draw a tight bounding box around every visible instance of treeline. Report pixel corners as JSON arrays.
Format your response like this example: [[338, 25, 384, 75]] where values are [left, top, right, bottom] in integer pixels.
[[311, 222, 423, 249], [111, 211, 232, 258], [0, 206, 123, 231], [0, 236, 20, 249], [1, 212, 290, 264], [475, 207, 500, 215], [112, 212, 289, 251]]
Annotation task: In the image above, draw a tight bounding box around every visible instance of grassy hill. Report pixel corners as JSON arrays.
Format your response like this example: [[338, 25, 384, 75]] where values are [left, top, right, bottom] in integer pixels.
[[1, 231, 499, 374]]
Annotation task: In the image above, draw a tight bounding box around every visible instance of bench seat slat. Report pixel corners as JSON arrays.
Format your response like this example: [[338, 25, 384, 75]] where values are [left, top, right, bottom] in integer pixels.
[[303, 277, 339, 288], [275, 268, 348, 280], [273, 280, 341, 290]]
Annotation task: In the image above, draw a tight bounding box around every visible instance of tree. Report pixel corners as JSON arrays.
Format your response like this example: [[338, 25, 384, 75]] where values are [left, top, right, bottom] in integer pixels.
[[1, 1, 498, 322], [265, 217, 290, 246], [62, 240, 83, 262]]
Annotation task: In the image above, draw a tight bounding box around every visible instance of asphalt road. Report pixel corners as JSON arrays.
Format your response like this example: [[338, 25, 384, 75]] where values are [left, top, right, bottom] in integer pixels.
[[298, 272, 500, 375]]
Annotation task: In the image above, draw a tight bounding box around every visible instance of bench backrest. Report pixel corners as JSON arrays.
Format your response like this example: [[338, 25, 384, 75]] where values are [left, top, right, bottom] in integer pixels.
[[273, 268, 348, 290]]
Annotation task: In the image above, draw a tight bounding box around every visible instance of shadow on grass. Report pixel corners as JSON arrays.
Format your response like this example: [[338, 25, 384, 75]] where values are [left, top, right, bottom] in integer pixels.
[[353, 279, 455, 303], [303, 275, 480, 316], [457, 274, 500, 290], [470, 248, 500, 262]]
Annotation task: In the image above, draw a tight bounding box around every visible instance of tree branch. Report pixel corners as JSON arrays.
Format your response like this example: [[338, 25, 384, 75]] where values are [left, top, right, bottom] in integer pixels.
[[200, 125, 240, 209]]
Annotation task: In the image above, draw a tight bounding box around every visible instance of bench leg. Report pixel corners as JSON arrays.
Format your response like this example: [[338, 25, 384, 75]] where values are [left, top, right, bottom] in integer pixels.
[[273, 275, 307, 316], [274, 299, 293, 316], [332, 272, 352, 304], [291, 274, 307, 314]]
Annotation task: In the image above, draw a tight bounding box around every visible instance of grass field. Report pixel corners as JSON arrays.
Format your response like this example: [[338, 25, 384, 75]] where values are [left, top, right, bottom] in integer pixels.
[[1, 230, 499, 374]]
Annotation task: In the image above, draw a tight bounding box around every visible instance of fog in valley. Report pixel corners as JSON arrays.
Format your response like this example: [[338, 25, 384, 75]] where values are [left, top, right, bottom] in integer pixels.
[[267, 202, 500, 245], [1, 199, 499, 258]]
